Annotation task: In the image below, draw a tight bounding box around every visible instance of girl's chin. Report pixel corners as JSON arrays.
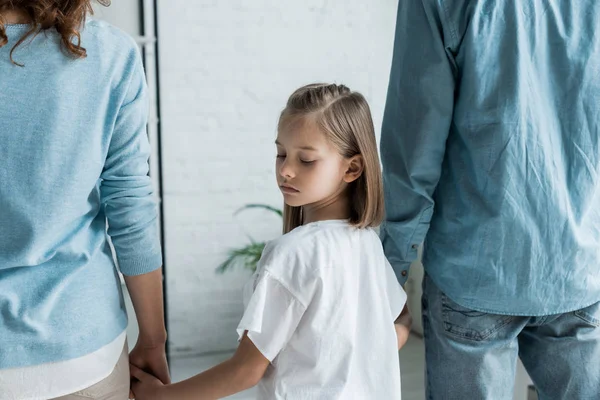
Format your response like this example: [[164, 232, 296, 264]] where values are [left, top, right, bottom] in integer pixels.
[[282, 195, 305, 208]]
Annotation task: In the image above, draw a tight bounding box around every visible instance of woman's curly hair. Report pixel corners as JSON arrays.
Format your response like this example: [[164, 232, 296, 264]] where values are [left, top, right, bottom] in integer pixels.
[[0, 0, 99, 66]]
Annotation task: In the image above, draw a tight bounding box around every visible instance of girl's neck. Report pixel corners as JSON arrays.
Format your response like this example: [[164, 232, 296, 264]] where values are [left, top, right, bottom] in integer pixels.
[[2, 9, 31, 24], [302, 195, 350, 225]]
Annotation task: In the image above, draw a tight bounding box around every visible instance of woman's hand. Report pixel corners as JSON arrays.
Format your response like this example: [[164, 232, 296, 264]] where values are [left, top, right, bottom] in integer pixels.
[[130, 364, 169, 400], [123, 270, 169, 397]]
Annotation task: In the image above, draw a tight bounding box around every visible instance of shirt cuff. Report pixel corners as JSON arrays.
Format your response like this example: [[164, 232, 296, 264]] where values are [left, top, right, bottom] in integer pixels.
[[388, 259, 412, 286], [117, 250, 163, 276]]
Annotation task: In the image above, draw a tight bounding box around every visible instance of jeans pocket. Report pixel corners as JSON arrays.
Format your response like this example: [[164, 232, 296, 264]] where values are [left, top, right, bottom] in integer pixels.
[[441, 293, 514, 341], [574, 301, 600, 327]]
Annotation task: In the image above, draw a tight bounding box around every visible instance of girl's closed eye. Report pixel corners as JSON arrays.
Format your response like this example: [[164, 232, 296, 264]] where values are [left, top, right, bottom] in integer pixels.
[[276, 153, 315, 165], [297, 152, 317, 165]]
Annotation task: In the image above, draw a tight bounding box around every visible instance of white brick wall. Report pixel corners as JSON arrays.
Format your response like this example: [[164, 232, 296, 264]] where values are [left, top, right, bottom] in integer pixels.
[[157, 0, 398, 357]]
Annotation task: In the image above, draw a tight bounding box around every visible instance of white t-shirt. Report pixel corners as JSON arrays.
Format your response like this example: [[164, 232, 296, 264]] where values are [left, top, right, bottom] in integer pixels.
[[0, 331, 126, 400], [237, 220, 406, 400]]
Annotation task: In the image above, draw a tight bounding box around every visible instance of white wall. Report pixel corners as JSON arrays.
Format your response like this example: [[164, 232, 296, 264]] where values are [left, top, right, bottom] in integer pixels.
[[92, 2, 141, 37], [157, 0, 398, 357]]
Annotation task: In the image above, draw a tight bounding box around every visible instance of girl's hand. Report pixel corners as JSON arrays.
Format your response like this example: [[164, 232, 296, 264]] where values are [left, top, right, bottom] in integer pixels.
[[395, 305, 413, 350], [130, 364, 168, 400]]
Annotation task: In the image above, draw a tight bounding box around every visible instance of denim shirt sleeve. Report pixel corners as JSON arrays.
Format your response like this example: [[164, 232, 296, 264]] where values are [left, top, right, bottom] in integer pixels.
[[380, 0, 457, 284]]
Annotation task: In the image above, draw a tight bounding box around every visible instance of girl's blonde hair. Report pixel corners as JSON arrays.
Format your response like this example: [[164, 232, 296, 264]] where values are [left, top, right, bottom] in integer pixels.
[[279, 83, 384, 234]]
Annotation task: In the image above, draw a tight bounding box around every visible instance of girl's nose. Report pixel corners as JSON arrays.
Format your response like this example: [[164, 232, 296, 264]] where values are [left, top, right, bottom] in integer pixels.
[[279, 159, 295, 179]]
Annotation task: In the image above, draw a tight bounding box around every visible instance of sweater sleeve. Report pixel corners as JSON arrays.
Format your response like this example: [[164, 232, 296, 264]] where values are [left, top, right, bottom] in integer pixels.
[[100, 47, 162, 276]]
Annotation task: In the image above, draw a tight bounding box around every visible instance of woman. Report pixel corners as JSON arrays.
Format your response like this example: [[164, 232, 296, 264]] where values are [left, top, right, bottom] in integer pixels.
[[0, 1, 169, 399]]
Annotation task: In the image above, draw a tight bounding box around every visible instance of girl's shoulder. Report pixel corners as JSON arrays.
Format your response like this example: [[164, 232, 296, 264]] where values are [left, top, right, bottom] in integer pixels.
[[256, 225, 326, 304], [261, 223, 317, 266], [260, 220, 370, 274], [255, 223, 382, 304]]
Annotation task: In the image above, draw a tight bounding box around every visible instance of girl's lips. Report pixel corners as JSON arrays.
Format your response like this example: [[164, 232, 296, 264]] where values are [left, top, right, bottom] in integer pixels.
[[280, 185, 299, 193]]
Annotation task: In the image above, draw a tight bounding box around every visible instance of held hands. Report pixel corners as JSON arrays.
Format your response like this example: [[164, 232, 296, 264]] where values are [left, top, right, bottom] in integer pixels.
[[128, 340, 170, 400], [130, 364, 168, 400]]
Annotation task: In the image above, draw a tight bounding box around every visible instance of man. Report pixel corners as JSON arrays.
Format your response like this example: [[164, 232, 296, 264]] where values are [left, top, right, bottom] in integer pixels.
[[381, 1, 600, 398]]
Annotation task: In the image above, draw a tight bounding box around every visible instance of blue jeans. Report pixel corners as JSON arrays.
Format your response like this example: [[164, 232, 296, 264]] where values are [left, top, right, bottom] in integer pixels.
[[422, 274, 600, 400]]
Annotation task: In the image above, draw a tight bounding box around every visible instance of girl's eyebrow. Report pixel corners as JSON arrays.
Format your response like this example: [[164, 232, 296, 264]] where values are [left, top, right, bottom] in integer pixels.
[[275, 140, 317, 151]]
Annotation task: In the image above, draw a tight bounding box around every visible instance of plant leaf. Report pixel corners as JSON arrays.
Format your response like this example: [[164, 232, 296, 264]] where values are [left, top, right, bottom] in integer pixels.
[[216, 242, 266, 274], [235, 204, 283, 217]]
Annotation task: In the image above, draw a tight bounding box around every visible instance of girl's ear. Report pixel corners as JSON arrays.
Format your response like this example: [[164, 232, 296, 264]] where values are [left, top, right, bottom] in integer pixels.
[[343, 155, 364, 183]]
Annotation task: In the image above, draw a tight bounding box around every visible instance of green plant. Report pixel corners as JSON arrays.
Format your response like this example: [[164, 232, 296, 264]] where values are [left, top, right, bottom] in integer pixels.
[[216, 204, 282, 274]]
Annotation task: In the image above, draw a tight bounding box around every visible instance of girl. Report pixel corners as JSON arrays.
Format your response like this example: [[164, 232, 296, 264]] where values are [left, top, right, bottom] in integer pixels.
[[0, 2, 168, 399], [131, 83, 411, 399]]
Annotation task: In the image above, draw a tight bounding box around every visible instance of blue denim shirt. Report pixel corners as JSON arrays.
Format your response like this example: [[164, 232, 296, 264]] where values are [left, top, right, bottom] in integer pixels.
[[381, 0, 600, 315]]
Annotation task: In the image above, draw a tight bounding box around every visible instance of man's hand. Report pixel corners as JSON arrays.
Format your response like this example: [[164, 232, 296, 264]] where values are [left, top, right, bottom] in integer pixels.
[[130, 364, 168, 400], [128, 341, 170, 399]]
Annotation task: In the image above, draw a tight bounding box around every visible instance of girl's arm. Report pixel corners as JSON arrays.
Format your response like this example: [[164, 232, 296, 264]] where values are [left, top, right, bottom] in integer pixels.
[[131, 332, 270, 400], [394, 305, 412, 350]]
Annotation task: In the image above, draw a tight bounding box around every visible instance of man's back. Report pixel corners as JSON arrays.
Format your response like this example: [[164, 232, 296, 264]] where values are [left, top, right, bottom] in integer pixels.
[[381, 0, 600, 315]]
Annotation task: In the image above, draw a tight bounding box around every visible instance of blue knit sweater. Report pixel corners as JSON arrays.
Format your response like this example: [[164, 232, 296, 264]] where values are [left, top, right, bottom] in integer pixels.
[[0, 19, 162, 369]]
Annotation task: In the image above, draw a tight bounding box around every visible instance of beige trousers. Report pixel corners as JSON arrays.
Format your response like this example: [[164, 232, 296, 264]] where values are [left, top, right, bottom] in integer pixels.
[[51, 342, 130, 400]]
